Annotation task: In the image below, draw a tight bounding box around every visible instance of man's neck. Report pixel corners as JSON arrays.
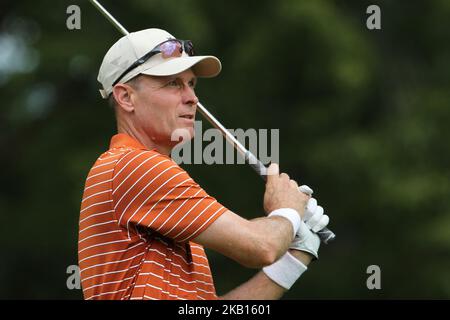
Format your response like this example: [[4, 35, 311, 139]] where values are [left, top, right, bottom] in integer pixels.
[[117, 126, 172, 156]]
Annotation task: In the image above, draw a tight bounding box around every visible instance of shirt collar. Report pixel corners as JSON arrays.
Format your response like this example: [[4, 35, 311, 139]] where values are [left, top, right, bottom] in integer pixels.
[[109, 133, 148, 150]]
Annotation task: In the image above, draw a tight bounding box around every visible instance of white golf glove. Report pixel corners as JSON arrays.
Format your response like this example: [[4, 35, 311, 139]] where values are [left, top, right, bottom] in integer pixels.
[[299, 185, 330, 233], [290, 220, 321, 260], [262, 186, 325, 289]]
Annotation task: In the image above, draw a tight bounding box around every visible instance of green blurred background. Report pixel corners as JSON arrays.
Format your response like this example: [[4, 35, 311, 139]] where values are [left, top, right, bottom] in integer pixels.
[[1, 0, 449, 299]]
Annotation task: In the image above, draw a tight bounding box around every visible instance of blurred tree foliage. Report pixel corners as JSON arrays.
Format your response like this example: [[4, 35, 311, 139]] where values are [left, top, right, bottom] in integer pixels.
[[0, 0, 449, 299]]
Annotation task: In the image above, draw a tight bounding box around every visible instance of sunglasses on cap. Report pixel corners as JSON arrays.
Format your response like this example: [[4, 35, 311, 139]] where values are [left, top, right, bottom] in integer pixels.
[[112, 39, 195, 86]]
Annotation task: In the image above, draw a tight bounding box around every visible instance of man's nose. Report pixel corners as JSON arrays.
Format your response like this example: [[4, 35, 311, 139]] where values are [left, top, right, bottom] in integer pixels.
[[182, 85, 199, 106]]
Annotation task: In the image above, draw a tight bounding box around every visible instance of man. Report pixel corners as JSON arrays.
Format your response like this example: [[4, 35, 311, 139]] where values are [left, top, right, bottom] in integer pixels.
[[78, 28, 329, 300]]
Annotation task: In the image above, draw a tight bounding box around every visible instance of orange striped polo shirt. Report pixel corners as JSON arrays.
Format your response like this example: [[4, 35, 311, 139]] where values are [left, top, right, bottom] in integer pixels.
[[78, 133, 228, 300]]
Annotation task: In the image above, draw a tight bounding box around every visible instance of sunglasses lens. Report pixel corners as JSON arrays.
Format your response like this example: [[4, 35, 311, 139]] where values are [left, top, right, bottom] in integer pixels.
[[184, 41, 194, 56], [160, 41, 182, 58]]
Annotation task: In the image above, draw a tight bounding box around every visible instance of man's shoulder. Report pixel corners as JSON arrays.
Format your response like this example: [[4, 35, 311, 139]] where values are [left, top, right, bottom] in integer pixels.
[[108, 147, 201, 200], [102, 146, 190, 180], [113, 148, 177, 167]]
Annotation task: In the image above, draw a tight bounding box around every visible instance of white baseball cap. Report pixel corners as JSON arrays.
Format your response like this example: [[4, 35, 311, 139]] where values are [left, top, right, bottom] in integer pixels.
[[97, 28, 222, 99]]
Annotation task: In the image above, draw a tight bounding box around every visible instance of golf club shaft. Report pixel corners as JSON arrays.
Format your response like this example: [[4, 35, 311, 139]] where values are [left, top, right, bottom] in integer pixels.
[[89, 0, 335, 244], [89, 0, 129, 35]]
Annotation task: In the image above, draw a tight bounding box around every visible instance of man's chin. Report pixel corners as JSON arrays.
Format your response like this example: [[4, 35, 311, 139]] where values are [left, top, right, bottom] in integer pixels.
[[170, 126, 195, 146]]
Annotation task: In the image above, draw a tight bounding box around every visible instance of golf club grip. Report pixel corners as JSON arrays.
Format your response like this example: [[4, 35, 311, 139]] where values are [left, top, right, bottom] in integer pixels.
[[245, 152, 336, 244], [316, 227, 335, 244]]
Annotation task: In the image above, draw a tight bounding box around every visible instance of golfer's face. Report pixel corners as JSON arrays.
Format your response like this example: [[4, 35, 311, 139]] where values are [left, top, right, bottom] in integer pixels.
[[133, 69, 198, 147]]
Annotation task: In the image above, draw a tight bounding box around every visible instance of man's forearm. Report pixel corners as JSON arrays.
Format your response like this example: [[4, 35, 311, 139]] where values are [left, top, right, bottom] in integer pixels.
[[219, 250, 313, 300], [219, 270, 286, 300], [247, 216, 295, 264]]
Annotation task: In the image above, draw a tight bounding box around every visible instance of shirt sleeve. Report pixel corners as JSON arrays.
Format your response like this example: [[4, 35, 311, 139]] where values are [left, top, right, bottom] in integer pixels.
[[112, 149, 228, 242]]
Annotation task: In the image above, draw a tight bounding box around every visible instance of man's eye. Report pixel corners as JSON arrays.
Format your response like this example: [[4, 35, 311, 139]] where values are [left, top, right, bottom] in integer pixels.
[[167, 80, 180, 87], [189, 80, 196, 88]]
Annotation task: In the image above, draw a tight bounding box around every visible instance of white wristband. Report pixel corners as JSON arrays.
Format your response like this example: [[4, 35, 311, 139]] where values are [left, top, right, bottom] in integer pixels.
[[262, 252, 307, 290], [268, 208, 301, 239]]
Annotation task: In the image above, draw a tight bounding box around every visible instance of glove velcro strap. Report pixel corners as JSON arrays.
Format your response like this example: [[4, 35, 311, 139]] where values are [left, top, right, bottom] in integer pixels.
[[290, 221, 320, 260], [262, 252, 307, 290], [268, 208, 301, 239]]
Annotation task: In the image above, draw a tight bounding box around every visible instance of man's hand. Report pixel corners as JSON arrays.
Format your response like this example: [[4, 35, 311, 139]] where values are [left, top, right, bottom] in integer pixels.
[[264, 163, 310, 219], [304, 198, 329, 232], [290, 221, 321, 260], [291, 185, 329, 260], [299, 185, 330, 233]]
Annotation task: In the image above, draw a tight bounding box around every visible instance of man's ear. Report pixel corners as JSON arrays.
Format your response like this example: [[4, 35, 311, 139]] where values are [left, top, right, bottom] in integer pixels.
[[112, 84, 135, 113]]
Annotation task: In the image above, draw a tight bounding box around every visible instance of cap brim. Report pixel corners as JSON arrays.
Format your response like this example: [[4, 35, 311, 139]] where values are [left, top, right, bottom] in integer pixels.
[[140, 56, 221, 78]]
